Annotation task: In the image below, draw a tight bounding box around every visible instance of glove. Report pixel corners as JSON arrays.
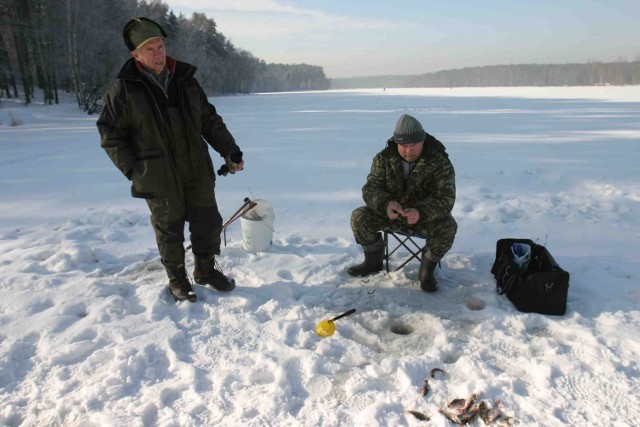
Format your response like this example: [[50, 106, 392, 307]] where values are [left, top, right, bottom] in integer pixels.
[[217, 151, 244, 176], [225, 151, 244, 174]]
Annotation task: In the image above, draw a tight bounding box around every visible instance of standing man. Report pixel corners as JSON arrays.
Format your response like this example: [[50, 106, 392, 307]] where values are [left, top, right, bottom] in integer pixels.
[[348, 114, 457, 292], [97, 17, 244, 302]]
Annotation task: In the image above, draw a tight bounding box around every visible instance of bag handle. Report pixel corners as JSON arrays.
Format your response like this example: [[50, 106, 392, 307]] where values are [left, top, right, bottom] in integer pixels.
[[498, 264, 522, 295]]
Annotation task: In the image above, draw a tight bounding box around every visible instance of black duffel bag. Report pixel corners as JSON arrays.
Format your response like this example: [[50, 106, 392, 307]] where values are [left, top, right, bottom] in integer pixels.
[[491, 238, 569, 315]]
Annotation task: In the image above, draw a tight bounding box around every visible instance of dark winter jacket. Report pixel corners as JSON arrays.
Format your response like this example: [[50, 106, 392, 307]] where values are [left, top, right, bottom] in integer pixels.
[[362, 134, 456, 223], [97, 57, 239, 198]]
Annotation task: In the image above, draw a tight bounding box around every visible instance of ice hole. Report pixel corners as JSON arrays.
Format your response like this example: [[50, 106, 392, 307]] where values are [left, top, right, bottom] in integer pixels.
[[390, 322, 413, 335]]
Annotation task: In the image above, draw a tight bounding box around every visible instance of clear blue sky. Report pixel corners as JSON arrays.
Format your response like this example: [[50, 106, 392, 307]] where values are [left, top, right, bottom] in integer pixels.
[[164, 0, 639, 78]]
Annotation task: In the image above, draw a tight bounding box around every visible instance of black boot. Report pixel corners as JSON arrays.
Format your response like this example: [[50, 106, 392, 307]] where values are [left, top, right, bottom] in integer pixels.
[[348, 239, 384, 277], [165, 264, 197, 302], [419, 255, 439, 292], [194, 255, 236, 292]]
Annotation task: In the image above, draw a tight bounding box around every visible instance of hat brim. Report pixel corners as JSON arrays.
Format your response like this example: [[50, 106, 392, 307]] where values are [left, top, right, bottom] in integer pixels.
[[134, 36, 164, 50], [394, 136, 425, 145]]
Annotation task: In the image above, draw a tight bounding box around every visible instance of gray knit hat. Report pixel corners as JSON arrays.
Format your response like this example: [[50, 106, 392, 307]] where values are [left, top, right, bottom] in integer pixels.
[[393, 114, 426, 144]]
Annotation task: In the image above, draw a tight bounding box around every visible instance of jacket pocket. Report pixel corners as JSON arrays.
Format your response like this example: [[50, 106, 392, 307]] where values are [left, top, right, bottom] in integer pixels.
[[131, 149, 168, 194]]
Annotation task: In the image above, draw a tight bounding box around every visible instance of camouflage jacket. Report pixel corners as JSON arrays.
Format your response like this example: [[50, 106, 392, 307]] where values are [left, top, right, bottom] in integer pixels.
[[362, 134, 456, 223]]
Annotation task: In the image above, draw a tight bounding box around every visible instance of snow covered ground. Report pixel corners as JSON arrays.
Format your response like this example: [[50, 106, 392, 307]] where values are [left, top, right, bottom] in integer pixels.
[[0, 87, 639, 426]]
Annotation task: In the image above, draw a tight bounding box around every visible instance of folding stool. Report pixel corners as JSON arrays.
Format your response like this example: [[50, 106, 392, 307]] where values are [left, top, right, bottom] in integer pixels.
[[383, 227, 427, 272]]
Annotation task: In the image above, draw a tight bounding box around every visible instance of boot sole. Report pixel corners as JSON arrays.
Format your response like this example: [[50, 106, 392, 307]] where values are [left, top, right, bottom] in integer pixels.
[[420, 284, 439, 292], [168, 286, 198, 302], [347, 269, 383, 278], [196, 278, 236, 292]]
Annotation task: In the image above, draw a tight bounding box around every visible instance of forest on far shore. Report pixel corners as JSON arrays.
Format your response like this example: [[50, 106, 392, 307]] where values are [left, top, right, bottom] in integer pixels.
[[330, 60, 640, 89]]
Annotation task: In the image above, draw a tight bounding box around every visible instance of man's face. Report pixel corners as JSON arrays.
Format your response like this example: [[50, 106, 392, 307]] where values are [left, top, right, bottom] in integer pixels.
[[397, 141, 424, 162], [132, 38, 166, 74]]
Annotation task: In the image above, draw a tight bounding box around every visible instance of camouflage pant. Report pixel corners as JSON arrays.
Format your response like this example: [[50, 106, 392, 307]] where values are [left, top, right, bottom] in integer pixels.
[[146, 179, 222, 267], [350, 206, 457, 260]]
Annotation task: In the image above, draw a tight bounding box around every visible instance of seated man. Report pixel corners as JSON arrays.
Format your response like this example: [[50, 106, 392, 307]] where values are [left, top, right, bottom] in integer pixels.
[[348, 114, 457, 292]]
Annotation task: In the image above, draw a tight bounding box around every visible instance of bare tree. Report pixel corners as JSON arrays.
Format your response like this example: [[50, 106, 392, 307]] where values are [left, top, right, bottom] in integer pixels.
[[2, 0, 34, 104]]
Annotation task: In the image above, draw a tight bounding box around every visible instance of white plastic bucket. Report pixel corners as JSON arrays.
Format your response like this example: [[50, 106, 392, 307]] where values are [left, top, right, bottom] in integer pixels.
[[240, 199, 275, 253]]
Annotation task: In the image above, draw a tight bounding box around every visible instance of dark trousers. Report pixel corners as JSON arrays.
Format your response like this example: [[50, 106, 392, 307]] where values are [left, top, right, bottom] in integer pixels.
[[146, 179, 222, 267], [350, 205, 457, 261]]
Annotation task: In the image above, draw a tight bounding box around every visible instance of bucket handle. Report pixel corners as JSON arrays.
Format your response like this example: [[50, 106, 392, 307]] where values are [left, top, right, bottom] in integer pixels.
[[223, 197, 257, 246]]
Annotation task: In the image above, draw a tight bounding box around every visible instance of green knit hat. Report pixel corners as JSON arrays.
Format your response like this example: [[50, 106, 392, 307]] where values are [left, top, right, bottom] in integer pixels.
[[122, 17, 166, 51], [393, 114, 426, 144]]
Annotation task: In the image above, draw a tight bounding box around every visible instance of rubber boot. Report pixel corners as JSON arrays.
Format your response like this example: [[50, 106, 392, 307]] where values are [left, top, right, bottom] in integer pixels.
[[348, 239, 384, 277], [194, 255, 236, 292], [165, 263, 197, 302], [419, 255, 439, 292]]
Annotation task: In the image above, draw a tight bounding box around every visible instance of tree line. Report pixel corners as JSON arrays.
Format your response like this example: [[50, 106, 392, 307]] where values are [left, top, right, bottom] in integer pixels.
[[330, 60, 640, 89], [0, 0, 330, 113]]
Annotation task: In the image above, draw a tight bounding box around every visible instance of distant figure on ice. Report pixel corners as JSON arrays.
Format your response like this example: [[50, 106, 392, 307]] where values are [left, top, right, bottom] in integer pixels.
[[97, 17, 244, 302], [347, 114, 457, 292]]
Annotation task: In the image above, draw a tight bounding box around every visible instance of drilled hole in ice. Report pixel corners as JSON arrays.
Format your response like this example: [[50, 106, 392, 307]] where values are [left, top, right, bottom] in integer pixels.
[[390, 322, 413, 335]]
